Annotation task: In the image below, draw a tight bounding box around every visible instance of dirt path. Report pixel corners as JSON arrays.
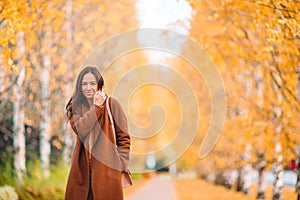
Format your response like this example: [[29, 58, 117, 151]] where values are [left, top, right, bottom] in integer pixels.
[[125, 175, 178, 200]]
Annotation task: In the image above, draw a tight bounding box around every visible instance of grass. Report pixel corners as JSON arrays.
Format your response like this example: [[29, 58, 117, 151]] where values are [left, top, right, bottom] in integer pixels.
[[0, 160, 70, 200], [15, 163, 69, 200], [0, 159, 146, 200]]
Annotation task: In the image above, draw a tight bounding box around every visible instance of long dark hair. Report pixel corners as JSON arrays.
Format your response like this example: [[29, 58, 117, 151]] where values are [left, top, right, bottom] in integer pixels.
[[66, 66, 104, 120]]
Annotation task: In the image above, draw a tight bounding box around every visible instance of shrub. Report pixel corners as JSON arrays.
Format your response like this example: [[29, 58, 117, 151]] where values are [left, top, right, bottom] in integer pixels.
[[0, 185, 18, 200]]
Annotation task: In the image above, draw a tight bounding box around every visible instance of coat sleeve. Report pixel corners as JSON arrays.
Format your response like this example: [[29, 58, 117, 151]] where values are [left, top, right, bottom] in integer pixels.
[[110, 98, 131, 171], [70, 104, 104, 140]]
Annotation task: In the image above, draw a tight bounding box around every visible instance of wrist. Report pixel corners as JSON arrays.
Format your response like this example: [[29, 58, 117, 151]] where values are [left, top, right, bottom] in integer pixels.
[[94, 102, 104, 109], [94, 97, 106, 107]]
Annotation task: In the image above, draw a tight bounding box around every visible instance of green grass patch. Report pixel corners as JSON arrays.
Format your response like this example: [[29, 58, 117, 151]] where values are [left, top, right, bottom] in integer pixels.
[[131, 172, 142, 180], [0, 159, 70, 200]]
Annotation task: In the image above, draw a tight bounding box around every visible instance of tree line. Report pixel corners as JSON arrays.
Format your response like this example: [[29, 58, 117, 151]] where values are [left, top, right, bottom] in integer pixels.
[[0, 0, 299, 199]]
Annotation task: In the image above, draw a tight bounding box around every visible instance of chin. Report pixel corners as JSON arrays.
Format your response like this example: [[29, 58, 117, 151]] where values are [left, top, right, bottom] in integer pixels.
[[84, 95, 93, 99]]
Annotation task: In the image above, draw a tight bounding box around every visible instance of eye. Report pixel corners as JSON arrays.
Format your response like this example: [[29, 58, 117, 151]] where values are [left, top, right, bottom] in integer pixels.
[[82, 82, 87, 85], [91, 82, 96, 85]]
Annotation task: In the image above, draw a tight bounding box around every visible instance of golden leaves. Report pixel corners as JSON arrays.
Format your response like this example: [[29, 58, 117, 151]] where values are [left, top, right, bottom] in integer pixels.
[[189, 0, 300, 171], [11, 65, 19, 73], [8, 58, 14, 66]]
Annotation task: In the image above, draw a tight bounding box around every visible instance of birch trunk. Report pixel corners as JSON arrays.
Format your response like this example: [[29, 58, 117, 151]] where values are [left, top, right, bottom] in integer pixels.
[[63, 84, 73, 164], [255, 69, 267, 199], [236, 144, 252, 194], [63, 0, 74, 164], [13, 32, 26, 185], [40, 18, 53, 177], [272, 72, 283, 200], [40, 53, 51, 178], [256, 152, 267, 199], [272, 154, 283, 200]]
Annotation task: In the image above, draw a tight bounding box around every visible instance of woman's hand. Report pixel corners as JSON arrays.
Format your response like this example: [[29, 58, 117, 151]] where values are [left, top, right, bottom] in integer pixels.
[[93, 90, 106, 106]]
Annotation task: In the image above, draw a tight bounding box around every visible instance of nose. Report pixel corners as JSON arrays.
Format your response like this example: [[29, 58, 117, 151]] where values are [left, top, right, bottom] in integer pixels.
[[86, 84, 92, 90]]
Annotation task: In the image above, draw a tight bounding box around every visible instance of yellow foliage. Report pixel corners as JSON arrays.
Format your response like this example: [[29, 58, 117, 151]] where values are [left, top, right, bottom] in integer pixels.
[[188, 0, 300, 172], [1, 0, 298, 174]]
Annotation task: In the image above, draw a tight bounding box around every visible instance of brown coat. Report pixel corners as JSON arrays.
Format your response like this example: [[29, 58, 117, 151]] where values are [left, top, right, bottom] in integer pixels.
[[65, 97, 130, 200]]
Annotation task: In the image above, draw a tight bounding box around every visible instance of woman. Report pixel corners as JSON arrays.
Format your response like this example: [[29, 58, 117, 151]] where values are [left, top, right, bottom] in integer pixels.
[[65, 66, 131, 200]]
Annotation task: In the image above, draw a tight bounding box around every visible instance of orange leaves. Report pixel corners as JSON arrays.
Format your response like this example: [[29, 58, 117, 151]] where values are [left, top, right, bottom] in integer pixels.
[[26, 67, 34, 79], [188, 0, 300, 172], [11, 64, 20, 73], [8, 58, 14, 66]]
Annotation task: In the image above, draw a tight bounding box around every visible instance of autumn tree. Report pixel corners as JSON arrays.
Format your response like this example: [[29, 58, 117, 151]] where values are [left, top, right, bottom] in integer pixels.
[[188, 0, 299, 197], [0, 0, 139, 183], [0, 0, 37, 184]]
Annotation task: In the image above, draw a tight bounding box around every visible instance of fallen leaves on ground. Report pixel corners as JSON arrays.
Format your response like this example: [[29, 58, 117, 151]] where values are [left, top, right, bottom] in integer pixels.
[[175, 179, 296, 200]]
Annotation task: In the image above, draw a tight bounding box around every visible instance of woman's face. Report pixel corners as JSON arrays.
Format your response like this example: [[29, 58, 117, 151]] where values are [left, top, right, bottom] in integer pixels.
[[81, 72, 98, 100]]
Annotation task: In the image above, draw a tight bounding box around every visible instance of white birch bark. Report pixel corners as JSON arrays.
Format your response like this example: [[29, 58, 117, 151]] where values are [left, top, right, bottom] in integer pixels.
[[237, 74, 252, 194], [63, 0, 74, 164], [256, 152, 267, 199], [63, 84, 73, 164], [272, 154, 283, 200], [243, 145, 252, 194], [255, 69, 267, 199], [272, 73, 283, 200], [13, 32, 26, 185], [40, 55, 51, 178], [40, 19, 52, 178]]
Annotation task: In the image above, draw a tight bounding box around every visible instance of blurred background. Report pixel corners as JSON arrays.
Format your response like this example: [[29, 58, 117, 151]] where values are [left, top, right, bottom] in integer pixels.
[[0, 0, 299, 199]]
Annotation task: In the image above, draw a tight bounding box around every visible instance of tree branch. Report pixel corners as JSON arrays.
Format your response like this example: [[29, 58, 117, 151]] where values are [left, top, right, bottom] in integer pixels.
[[244, 0, 299, 14]]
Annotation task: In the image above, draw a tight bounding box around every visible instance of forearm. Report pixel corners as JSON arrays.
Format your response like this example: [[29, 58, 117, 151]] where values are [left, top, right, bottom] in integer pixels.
[[71, 105, 103, 138]]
